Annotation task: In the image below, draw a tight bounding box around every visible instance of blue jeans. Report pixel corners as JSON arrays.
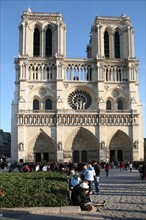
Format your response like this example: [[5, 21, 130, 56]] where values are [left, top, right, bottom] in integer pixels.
[[94, 176, 100, 193], [106, 170, 109, 177]]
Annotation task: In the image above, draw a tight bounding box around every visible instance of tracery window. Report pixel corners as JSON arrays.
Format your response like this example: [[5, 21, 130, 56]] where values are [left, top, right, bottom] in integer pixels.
[[106, 100, 112, 110], [68, 90, 92, 110], [115, 31, 120, 58], [33, 99, 39, 111], [46, 28, 52, 57], [45, 99, 52, 110], [117, 99, 123, 110], [104, 31, 109, 58], [33, 28, 40, 56]]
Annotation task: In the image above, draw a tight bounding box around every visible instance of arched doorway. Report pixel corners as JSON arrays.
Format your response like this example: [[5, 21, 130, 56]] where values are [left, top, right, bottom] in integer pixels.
[[64, 127, 99, 163], [27, 130, 56, 162], [109, 130, 132, 162]]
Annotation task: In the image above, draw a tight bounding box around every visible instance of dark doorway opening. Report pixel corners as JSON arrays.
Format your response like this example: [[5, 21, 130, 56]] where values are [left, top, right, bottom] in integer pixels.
[[43, 153, 49, 162], [118, 150, 123, 161], [73, 150, 79, 162], [110, 150, 115, 162], [36, 153, 41, 162], [81, 150, 87, 162]]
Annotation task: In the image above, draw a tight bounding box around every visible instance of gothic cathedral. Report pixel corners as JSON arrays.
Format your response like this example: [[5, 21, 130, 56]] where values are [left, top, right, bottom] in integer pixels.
[[11, 8, 144, 163]]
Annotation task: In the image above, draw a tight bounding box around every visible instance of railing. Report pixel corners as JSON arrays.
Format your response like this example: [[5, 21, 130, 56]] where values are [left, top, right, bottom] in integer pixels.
[[17, 112, 138, 126]]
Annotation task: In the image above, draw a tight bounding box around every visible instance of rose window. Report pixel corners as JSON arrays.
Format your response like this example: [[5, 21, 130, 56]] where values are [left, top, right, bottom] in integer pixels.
[[68, 90, 92, 110]]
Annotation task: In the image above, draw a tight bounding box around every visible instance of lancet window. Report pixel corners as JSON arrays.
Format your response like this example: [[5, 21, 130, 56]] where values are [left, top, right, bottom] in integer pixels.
[[45, 99, 52, 110], [33, 99, 40, 111], [104, 31, 109, 58], [115, 31, 120, 58], [46, 28, 52, 57], [117, 99, 123, 110], [33, 28, 40, 56], [106, 100, 112, 110]]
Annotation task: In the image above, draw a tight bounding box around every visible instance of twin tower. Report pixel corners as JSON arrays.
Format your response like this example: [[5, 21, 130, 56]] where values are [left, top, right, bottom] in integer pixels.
[[11, 8, 144, 163]]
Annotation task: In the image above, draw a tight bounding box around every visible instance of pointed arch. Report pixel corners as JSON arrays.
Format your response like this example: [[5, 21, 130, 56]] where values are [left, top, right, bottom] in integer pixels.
[[33, 28, 40, 56], [114, 31, 120, 58], [64, 127, 99, 162], [46, 27, 52, 57], [27, 129, 56, 162], [106, 97, 114, 111], [117, 99, 123, 110], [104, 31, 109, 58], [117, 97, 125, 110], [106, 100, 111, 110], [33, 98, 40, 111], [45, 98, 52, 110], [109, 130, 132, 162]]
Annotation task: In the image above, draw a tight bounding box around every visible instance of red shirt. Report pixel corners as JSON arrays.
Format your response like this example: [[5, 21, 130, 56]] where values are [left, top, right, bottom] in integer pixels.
[[105, 164, 110, 171]]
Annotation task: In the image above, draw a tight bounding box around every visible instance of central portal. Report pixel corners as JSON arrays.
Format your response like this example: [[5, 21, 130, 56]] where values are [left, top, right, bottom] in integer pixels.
[[64, 127, 99, 163], [73, 150, 87, 163]]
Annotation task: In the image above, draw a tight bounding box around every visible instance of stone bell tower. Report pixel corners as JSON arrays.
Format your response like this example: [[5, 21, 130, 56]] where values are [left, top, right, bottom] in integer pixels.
[[11, 8, 66, 162], [86, 13, 144, 162]]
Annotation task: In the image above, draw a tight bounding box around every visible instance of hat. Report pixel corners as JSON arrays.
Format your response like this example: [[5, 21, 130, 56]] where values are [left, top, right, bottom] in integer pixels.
[[80, 182, 89, 189], [70, 170, 75, 175]]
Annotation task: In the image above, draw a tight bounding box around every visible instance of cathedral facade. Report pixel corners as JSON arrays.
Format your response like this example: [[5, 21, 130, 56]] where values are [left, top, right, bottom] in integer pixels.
[[11, 8, 144, 163]]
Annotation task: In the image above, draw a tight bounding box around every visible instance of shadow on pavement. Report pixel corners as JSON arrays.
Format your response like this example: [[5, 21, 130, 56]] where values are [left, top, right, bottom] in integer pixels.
[[0, 210, 104, 220]]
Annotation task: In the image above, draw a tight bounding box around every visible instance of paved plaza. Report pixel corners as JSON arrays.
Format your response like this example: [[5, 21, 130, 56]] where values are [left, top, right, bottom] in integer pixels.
[[1, 168, 146, 220], [90, 168, 146, 220]]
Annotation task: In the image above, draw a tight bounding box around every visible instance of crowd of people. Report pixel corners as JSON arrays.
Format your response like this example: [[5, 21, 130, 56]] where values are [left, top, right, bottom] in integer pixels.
[[0, 157, 146, 211]]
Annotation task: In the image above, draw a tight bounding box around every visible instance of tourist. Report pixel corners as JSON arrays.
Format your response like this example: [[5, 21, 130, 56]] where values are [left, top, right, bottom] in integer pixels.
[[71, 181, 93, 211], [71, 181, 106, 211], [119, 161, 125, 171], [42, 164, 48, 171], [92, 161, 100, 195], [83, 163, 96, 194], [22, 164, 30, 172], [105, 163, 110, 177], [67, 169, 75, 188], [35, 163, 40, 172], [80, 164, 87, 180], [129, 162, 133, 172], [69, 172, 82, 190]]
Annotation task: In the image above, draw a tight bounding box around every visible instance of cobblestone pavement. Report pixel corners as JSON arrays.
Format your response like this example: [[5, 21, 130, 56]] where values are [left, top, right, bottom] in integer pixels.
[[90, 168, 146, 220]]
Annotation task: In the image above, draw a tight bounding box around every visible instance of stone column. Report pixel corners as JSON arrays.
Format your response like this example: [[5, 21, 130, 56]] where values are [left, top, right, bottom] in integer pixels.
[[41, 30, 45, 57], [128, 26, 132, 57]]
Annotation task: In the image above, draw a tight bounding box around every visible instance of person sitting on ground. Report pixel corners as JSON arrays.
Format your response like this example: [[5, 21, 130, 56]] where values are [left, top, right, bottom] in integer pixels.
[[71, 181, 92, 211], [71, 181, 106, 211]]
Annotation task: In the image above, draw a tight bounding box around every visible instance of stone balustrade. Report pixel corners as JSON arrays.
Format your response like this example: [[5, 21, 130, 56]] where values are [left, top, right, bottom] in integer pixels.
[[17, 112, 138, 126]]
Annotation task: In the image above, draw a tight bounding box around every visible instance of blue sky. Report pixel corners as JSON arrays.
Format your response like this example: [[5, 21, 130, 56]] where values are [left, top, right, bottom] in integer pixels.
[[0, 0, 146, 137]]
